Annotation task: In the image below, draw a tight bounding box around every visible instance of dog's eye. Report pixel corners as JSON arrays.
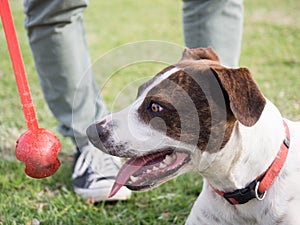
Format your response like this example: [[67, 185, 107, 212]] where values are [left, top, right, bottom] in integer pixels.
[[150, 102, 163, 113]]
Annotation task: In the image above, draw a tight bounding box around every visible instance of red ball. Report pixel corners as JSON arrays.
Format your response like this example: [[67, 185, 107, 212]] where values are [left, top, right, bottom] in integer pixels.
[[15, 128, 61, 178]]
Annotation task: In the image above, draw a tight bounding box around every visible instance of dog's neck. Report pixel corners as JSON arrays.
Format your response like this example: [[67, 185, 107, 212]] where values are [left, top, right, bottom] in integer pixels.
[[197, 99, 286, 192]]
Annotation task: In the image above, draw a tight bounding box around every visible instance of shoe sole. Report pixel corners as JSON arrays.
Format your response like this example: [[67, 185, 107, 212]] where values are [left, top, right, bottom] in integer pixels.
[[74, 184, 131, 202]]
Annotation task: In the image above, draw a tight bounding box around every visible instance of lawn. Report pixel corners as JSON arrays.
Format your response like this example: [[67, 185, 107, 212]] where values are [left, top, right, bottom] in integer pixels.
[[0, 0, 300, 224]]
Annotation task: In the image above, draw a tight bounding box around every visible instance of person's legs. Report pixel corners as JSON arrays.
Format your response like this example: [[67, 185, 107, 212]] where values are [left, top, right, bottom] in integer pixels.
[[24, 0, 130, 201], [182, 0, 244, 67], [24, 0, 106, 148]]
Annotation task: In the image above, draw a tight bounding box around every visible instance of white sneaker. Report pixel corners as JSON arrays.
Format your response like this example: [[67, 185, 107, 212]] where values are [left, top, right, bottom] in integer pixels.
[[72, 143, 131, 201]]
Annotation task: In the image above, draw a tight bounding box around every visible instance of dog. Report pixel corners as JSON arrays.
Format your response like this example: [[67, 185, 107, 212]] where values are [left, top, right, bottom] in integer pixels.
[[87, 47, 300, 224]]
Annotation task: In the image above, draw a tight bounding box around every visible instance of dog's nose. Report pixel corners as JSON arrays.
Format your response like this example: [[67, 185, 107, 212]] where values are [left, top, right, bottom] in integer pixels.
[[86, 121, 110, 150], [86, 117, 113, 150], [86, 123, 101, 146]]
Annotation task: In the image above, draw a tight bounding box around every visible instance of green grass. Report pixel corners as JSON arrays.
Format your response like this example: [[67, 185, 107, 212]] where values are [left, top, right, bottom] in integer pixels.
[[0, 0, 300, 224]]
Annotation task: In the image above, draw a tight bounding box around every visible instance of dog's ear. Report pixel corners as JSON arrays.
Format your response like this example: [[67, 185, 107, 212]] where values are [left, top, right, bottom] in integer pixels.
[[211, 66, 266, 127], [181, 47, 220, 62]]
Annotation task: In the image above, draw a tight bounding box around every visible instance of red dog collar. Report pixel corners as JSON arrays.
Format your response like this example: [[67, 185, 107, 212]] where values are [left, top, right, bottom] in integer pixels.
[[211, 120, 290, 205]]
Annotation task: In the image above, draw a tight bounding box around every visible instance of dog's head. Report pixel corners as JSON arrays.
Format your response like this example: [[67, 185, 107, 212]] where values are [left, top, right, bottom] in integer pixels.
[[86, 47, 266, 196]]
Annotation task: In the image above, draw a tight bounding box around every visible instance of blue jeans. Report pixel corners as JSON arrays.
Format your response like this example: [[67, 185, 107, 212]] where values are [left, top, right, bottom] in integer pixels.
[[24, 0, 108, 148], [183, 0, 244, 67]]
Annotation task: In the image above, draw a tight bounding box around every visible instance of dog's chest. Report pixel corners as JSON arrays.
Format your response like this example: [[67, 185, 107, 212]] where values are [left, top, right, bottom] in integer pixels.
[[186, 123, 300, 225], [186, 182, 290, 225]]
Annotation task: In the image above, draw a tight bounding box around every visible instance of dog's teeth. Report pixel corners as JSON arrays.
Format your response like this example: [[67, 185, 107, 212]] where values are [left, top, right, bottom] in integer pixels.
[[172, 153, 176, 160], [163, 155, 173, 165], [152, 166, 158, 171], [146, 169, 152, 174], [159, 162, 167, 168], [130, 175, 138, 182]]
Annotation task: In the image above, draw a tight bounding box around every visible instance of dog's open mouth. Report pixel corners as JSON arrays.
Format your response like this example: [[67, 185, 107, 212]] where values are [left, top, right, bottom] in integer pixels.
[[109, 150, 191, 198]]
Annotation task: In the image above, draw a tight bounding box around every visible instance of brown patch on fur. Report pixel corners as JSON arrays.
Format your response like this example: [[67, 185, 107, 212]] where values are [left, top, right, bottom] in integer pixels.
[[137, 67, 236, 152], [137, 71, 185, 142], [137, 47, 265, 152], [181, 47, 220, 63], [211, 66, 266, 127]]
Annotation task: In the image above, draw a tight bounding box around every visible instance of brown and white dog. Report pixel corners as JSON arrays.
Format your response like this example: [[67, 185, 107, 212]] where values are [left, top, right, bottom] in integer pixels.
[[87, 48, 300, 224]]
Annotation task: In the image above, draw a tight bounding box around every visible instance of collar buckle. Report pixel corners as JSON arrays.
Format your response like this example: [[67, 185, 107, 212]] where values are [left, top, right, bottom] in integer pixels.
[[223, 180, 258, 205]]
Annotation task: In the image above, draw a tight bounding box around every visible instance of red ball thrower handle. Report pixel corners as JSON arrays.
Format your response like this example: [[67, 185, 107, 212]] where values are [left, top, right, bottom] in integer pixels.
[[0, 0, 38, 131], [0, 0, 61, 178]]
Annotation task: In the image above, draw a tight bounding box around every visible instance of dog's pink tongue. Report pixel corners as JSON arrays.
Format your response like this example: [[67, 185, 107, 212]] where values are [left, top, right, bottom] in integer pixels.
[[109, 152, 169, 198], [109, 157, 146, 198]]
